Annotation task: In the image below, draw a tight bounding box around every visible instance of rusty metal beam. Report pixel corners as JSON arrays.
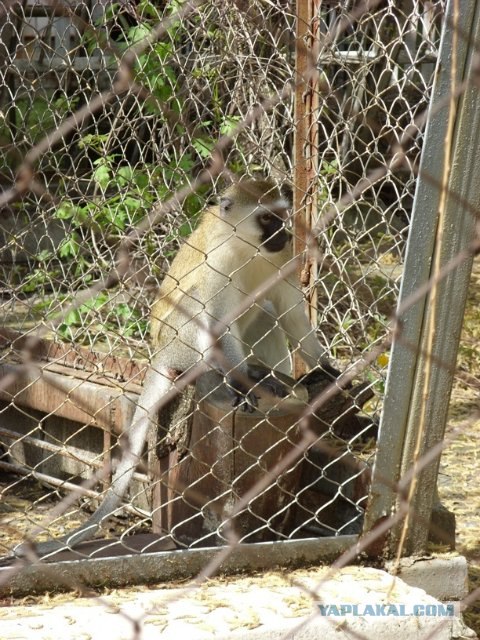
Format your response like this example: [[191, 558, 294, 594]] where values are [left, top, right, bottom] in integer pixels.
[[0, 327, 146, 431], [0, 327, 147, 387]]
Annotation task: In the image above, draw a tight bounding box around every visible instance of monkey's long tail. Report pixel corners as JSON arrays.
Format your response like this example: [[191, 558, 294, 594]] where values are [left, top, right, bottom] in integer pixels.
[[12, 366, 169, 560]]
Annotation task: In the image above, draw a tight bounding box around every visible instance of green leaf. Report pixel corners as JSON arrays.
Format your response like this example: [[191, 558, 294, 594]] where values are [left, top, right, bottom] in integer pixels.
[[36, 249, 53, 261], [58, 236, 79, 259], [117, 166, 134, 186], [55, 201, 78, 220], [57, 323, 75, 341], [134, 172, 149, 189], [128, 24, 152, 45], [64, 309, 82, 326], [177, 221, 193, 237], [192, 137, 214, 158], [78, 133, 109, 151], [137, 0, 161, 20], [93, 164, 111, 190], [220, 115, 241, 135], [154, 41, 173, 62]]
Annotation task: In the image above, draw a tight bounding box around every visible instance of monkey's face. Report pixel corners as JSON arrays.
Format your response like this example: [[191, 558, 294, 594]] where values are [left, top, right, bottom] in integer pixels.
[[220, 196, 291, 254], [255, 205, 291, 253]]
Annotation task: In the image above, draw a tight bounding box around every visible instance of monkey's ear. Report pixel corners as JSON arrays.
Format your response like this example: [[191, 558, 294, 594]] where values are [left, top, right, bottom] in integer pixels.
[[219, 196, 233, 216]]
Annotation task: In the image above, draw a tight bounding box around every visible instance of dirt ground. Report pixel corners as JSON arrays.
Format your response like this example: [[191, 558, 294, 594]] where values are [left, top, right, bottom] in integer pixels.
[[439, 257, 480, 635]]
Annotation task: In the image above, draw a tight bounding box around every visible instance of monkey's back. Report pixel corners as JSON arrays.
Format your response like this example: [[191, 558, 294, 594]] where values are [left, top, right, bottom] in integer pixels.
[[150, 210, 230, 346]]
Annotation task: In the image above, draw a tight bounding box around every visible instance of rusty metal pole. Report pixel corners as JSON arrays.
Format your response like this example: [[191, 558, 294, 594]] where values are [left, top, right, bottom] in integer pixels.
[[293, 0, 321, 377]]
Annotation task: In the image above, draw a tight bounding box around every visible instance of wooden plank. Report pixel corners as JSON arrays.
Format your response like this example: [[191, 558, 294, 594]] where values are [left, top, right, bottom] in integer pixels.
[[0, 426, 148, 484], [154, 370, 309, 545], [0, 363, 138, 431]]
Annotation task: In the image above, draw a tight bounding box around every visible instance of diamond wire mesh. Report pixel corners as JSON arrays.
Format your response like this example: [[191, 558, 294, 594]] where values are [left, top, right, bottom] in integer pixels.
[[0, 0, 443, 573]]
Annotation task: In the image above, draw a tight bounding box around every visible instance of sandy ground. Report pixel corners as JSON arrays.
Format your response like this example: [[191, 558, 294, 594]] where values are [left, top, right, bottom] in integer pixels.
[[439, 257, 480, 635]]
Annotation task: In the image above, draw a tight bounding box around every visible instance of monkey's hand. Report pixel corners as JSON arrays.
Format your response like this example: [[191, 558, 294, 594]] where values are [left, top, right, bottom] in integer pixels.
[[226, 375, 259, 413], [226, 367, 289, 411], [247, 365, 289, 398]]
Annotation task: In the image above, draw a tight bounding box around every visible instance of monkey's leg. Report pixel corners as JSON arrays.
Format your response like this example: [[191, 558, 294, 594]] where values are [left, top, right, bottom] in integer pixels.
[[271, 284, 336, 375]]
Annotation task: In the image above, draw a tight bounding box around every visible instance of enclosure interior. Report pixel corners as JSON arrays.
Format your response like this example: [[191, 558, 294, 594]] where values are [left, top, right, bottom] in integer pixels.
[[0, 1, 443, 558]]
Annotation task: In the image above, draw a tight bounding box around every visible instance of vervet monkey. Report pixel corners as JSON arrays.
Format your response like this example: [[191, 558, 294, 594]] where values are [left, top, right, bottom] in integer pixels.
[[18, 178, 336, 557]]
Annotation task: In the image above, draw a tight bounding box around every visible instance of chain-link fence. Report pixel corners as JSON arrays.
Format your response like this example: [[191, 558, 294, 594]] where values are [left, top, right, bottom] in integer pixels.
[[1, 0, 472, 596]]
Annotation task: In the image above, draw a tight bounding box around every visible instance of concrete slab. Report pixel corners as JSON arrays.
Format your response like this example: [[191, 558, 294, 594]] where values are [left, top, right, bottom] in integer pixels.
[[0, 566, 475, 640], [386, 554, 469, 601]]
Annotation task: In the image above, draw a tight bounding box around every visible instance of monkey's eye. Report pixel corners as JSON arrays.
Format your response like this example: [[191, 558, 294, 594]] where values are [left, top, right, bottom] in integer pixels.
[[220, 197, 233, 215], [259, 212, 274, 224]]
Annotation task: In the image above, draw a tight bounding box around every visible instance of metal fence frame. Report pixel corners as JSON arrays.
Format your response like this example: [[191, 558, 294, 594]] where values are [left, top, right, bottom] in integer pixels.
[[366, 0, 479, 555]]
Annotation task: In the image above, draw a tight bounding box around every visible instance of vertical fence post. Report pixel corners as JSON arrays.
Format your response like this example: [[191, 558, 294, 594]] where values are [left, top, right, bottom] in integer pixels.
[[293, 0, 321, 377], [365, 0, 479, 555]]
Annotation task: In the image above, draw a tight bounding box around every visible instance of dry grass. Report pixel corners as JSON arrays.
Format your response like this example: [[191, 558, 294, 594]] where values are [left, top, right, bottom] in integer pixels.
[[440, 256, 480, 635]]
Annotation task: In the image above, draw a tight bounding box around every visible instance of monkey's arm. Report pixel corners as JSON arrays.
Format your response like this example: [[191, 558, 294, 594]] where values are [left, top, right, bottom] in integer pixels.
[[203, 274, 287, 410], [270, 282, 335, 374], [206, 310, 260, 411]]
